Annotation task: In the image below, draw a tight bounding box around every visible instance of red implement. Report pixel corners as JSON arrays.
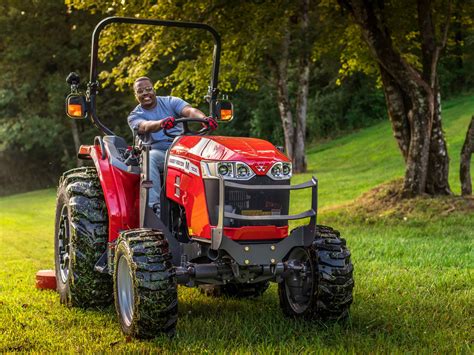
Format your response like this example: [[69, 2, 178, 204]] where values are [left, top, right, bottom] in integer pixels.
[[35, 270, 56, 290]]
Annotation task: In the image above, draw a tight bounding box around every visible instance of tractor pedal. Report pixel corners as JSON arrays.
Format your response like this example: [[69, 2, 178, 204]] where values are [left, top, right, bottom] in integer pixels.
[[94, 251, 109, 274]]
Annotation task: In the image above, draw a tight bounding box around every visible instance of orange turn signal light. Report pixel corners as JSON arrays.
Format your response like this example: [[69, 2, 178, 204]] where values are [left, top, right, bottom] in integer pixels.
[[68, 104, 83, 117], [220, 109, 233, 121], [66, 94, 86, 119]]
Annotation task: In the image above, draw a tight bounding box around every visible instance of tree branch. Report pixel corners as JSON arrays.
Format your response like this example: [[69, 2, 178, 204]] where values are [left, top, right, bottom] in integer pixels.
[[431, 0, 452, 88]]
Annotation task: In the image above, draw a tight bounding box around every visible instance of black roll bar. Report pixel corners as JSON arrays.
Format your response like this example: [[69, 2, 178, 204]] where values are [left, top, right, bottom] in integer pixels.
[[87, 16, 222, 136]]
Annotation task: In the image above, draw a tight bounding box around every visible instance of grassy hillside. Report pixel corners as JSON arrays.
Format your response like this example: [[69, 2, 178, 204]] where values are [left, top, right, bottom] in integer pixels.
[[0, 94, 472, 352], [295, 93, 474, 207]]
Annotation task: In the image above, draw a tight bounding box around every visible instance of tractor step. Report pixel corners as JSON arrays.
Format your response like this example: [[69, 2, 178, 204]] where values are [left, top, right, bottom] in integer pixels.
[[35, 270, 56, 290], [94, 251, 109, 274]]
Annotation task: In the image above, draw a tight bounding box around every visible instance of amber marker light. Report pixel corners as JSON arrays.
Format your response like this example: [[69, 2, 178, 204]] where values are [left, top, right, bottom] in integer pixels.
[[220, 109, 232, 121], [68, 104, 83, 117]]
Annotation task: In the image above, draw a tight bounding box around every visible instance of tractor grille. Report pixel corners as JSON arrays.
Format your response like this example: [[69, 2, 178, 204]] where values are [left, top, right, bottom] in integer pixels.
[[204, 176, 289, 227]]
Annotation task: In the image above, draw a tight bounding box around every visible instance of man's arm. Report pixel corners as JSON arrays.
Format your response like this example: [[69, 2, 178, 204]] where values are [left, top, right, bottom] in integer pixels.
[[182, 105, 218, 130], [137, 119, 165, 134], [181, 105, 206, 118], [136, 105, 206, 134]]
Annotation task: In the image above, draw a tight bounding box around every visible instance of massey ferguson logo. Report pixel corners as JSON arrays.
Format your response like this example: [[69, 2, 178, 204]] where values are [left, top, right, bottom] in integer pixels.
[[254, 162, 269, 174]]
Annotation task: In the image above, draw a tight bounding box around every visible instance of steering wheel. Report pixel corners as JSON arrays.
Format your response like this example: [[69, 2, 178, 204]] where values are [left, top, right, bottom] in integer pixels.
[[163, 117, 211, 138]]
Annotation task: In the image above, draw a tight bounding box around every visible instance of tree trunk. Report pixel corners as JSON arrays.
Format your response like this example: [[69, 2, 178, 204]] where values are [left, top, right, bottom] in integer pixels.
[[460, 117, 474, 195], [340, 0, 452, 196], [271, 29, 295, 160], [379, 67, 410, 161], [293, 0, 310, 173], [417, 0, 451, 195], [401, 85, 433, 196], [426, 89, 451, 194]]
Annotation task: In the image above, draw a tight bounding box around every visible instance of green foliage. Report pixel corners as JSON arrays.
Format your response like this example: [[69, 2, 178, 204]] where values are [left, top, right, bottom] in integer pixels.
[[439, 2, 474, 98], [66, 0, 280, 102], [308, 71, 386, 140], [241, 64, 386, 143], [0, 1, 94, 159], [338, 0, 474, 100], [0, 0, 139, 172]]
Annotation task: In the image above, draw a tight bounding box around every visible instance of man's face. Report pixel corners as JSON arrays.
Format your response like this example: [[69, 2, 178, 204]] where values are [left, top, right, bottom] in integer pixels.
[[134, 79, 157, 110]]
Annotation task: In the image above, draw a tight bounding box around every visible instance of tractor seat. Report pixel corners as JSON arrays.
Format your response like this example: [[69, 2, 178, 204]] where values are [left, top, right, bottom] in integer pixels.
[[103, 135, 140, 173]]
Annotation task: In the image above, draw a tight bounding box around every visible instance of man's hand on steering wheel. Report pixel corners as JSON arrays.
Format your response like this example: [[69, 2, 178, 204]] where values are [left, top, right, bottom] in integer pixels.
[[162, 116, 217, 138], [161, 116, 176, 130], [205, 116, 218, 130]]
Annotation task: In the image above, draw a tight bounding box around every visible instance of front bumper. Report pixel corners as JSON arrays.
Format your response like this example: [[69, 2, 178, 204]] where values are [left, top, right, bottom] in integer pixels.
[[210, 177, 319, 265]]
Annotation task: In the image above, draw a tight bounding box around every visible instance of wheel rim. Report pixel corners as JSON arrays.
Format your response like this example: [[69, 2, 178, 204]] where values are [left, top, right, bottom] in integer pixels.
[[117, 255, 134, 327], [284, 247, 314, 314], [57, 204, 71, 284]]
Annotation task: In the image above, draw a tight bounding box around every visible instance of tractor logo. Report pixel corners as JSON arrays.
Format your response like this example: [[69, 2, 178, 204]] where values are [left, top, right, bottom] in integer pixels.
[[254, 162, 269, 174]]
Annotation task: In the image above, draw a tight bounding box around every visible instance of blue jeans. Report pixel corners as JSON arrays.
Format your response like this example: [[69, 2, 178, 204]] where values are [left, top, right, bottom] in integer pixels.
[[148, 149, 167, 213]]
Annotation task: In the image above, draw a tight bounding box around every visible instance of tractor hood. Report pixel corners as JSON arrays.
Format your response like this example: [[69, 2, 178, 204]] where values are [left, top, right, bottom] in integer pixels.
[[170, 136, 289, 175]]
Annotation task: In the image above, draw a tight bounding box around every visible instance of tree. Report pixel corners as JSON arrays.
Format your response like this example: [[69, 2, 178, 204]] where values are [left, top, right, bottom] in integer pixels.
[[460, 117, 473, 195], [66, 0, 335, 172], [0, 0, 99, 167], [339, 0, 455, 196]]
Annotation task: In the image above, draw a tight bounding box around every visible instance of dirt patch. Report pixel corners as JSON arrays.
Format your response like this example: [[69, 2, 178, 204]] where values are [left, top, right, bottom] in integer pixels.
[[351, 179, 474, 221]]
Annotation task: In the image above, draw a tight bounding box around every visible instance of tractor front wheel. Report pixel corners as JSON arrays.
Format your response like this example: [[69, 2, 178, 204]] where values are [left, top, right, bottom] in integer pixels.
[[113, 229, 178, 338], [54, 167, 112, 307], [278, 225, 354, 320]]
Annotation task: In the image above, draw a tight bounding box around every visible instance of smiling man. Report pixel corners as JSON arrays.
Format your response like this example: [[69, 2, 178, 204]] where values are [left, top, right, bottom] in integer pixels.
[[127, 76, 218, 216]]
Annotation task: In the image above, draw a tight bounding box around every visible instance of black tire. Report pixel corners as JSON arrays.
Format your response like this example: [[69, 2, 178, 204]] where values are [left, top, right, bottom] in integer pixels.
[[113, 229, 178, 339], [278, 225, 354, 320], [54, 167, 113, 308], [199, 281, 270, 298]]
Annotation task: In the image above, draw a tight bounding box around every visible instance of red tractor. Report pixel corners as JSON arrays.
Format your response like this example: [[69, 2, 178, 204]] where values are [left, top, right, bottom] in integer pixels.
[[56, 17, 354, 338]]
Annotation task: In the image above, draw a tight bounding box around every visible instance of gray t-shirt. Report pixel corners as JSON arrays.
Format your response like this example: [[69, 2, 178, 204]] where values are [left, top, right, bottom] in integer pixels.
[[128, 96, 189, 151]]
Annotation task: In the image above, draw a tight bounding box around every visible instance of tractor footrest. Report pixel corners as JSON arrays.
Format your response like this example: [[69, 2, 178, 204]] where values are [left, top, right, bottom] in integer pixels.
[[94, 251, 109, 273]]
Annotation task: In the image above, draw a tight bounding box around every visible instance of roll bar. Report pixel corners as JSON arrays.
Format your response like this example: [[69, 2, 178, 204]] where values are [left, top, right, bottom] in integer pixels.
[[87, 16, 222, 136]]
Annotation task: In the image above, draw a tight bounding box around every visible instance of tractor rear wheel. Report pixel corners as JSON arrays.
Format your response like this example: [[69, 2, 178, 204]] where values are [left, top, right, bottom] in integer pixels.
[[54, 167, 112, 307], [199, 281, 270, 298], [278, 225, 354, 320], [113, 229, 178, 338]]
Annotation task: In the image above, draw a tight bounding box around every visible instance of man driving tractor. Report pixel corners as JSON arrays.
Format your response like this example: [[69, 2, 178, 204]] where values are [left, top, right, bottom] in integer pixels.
[[127, 76, 218, 215], [55, 17, 353, 339]]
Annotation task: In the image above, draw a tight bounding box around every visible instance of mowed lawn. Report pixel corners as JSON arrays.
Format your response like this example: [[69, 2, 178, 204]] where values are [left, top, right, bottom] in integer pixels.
[[0, 94, 473, 352]]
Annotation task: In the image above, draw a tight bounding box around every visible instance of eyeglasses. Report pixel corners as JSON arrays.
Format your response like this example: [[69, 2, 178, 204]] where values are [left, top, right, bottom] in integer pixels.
[[135, 86, 154, 95]]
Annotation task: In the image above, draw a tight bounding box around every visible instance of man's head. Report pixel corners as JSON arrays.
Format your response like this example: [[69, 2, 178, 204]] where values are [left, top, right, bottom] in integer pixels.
[[133, 77, 157, 110]]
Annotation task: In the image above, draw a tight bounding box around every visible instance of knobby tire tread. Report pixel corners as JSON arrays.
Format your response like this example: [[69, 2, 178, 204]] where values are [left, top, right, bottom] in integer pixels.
[[55, 167, 112, 308], [114, 229, 178, 339], [278, 225, 354, 321]]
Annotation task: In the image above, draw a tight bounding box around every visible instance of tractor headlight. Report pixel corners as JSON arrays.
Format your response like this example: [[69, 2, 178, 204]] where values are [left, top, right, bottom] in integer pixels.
[[282, 163, 292, 176], [217, 162, 233, 177], [267, 162, 291, 180], [201, 161, 255, 180], [236, 163, 252, 178], [271, 163, 283, 177]]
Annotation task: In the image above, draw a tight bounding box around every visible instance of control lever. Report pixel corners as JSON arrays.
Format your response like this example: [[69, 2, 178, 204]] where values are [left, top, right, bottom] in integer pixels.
[[123, 128, 140, 166]]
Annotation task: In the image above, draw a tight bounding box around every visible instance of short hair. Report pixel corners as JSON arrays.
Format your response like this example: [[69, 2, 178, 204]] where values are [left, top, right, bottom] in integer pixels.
[[133, 76, 152, 90]]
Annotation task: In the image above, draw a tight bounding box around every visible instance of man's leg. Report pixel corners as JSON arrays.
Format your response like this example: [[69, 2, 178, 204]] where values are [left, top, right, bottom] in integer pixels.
[[148, 149, 167, 215]]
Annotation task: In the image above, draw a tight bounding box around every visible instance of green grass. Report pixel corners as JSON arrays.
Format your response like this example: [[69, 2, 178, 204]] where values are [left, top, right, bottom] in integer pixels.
[[1, 94, 473, 352]]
